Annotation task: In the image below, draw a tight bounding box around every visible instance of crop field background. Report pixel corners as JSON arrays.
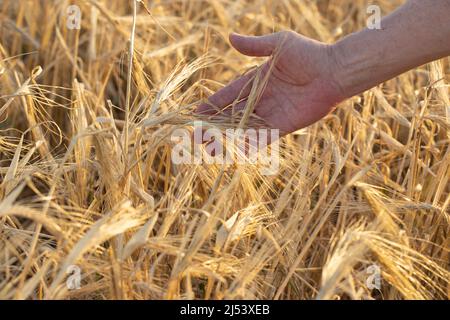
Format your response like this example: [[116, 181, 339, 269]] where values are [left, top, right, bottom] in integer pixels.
[[0, 0, 448, 300]]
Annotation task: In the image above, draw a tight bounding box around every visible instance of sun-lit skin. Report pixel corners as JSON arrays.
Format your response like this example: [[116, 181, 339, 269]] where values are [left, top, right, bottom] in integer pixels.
[[1, 0, 450, 301], [197, 0, 450, 137]]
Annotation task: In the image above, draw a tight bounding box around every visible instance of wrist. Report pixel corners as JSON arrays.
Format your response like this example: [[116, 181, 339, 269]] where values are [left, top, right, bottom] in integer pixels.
[[328, 32, 387, 100]]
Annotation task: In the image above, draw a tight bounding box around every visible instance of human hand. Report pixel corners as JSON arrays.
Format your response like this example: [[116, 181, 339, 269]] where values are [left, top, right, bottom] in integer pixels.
[[196, 31, 345, 136]]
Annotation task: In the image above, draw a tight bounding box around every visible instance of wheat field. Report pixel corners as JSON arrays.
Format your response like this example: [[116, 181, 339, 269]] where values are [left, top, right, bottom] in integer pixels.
[[0, 0, 448, 300]]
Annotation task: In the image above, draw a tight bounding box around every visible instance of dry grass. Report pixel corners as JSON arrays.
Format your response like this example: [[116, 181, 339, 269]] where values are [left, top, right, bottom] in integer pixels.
[[0, 0, 448, 300]]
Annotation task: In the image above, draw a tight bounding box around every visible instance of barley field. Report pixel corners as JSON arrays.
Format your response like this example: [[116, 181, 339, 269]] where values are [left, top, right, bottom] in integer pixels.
[[0, 0, 448, 300]]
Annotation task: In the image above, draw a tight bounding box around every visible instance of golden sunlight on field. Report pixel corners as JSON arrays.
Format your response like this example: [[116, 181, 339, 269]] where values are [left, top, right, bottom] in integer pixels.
[[0, 0, 448, 300]]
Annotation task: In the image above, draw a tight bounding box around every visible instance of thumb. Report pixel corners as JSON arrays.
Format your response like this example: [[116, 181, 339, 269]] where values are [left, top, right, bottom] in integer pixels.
[[229, 32, 283, 57]]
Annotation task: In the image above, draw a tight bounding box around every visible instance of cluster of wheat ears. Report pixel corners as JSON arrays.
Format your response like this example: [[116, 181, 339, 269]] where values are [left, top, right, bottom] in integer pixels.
[[0, 0, 448, 300]]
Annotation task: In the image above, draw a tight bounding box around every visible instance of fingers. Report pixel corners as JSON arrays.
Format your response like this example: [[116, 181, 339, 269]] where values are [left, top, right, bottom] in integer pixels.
[[196, 31, 291, 116], [219, 99, 247, 117], [196, 69, 256, 115], [229, 32, 285, 57]]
